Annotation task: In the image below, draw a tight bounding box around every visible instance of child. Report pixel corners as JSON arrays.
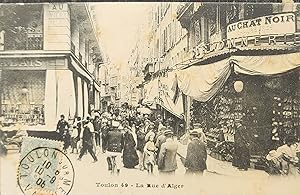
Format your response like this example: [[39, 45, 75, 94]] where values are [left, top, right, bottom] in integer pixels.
[[144, 133, 156, 174]]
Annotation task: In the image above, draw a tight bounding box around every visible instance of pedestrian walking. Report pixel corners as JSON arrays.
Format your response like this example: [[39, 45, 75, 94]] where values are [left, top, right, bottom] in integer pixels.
[[56, 114, 69, 138], [136, 123, 146, 171], [105, 121, 124, 175], [144, 133, 156, 174], [184, 130, 207, 176], [232, 121, 250, 171], [123, 121, 139, 168], [93, 113, 101, 147], [85, 116, 96, 152], [155, 127, 167, 158], [78, 119, 98, 162], [157, 129, 178, 175], [101, 119, 110, 153], [70, 125, 79, 154], [71, 117, 82, 154], [62, 127, 71, 153]]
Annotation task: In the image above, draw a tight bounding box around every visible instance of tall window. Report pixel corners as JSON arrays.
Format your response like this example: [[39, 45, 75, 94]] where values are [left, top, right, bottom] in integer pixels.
[[226, 4, 240, 24], [194, 19, 201, 46]]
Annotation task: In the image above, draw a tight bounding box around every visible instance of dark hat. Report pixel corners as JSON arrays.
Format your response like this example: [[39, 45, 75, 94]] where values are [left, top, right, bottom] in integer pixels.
[[164, 129, 173, 136]]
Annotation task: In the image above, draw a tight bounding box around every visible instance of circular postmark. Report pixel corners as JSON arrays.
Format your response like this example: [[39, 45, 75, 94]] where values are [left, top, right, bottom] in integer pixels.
[[17, 147, 74, 195]]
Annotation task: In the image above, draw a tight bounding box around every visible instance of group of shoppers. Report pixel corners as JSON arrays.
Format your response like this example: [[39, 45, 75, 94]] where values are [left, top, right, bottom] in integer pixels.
[[56, 103, 208, 176]]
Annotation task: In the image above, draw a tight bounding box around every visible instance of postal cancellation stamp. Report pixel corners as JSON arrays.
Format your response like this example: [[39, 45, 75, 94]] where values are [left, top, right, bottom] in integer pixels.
[[17, 137, 74, 195]]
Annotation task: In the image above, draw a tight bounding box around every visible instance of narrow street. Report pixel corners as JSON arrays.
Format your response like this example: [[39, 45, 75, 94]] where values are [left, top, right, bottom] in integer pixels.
[[1, 145, 270, 195], [1, 1, 300, 195]]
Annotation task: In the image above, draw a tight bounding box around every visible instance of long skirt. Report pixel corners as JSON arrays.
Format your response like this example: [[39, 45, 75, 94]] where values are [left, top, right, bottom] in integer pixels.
[[123, 148, 139, 168]]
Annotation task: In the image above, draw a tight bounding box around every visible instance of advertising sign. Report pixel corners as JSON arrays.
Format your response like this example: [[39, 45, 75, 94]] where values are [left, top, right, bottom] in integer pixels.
[[227, 13, 296, 39]]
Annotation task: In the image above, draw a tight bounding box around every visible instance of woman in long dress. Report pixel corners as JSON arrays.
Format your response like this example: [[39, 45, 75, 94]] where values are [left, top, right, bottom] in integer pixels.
[[123, 122, 139, 168]]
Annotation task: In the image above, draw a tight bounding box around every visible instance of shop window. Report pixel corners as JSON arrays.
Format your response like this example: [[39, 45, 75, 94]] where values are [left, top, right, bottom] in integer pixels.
[[0, 5, 43, 50], [1, 70, 45, 125]]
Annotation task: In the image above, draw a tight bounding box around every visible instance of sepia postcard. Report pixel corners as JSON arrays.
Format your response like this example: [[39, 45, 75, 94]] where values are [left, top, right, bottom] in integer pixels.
[[1, 1, 300, 195]]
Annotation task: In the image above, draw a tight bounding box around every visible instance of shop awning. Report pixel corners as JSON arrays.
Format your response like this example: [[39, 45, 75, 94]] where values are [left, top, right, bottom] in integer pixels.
[[231, 52, 300, 75], [175, 52, 300, 102], [175, 58, 231, 102], [155, 92, 184, 120], [142, 79, 159, 107]]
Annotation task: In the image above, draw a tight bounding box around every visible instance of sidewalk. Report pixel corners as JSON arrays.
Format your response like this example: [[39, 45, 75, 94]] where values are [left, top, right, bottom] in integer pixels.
[[177, 141, 269, 178]]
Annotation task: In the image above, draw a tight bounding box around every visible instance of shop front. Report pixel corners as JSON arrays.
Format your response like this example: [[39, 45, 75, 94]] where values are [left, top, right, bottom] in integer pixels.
[[175, 51, 300, 162], [173, 11, 300, 164], [0, 56, 77, 130]]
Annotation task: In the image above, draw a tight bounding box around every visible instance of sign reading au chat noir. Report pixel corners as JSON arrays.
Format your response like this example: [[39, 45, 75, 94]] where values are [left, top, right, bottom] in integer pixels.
[[227, 12, 296, 39]]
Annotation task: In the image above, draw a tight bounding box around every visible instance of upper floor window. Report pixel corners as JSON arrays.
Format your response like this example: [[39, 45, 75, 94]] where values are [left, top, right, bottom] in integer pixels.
[[226, 4, 240, 25], [244, 3, 273, 20], [0, 5, 43, 51]]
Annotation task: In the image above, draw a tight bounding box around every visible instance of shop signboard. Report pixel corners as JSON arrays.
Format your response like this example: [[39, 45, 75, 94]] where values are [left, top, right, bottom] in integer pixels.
[[0, 57, 67, 70], [227, 12, 296, 39], [192, 12, 298, 60]]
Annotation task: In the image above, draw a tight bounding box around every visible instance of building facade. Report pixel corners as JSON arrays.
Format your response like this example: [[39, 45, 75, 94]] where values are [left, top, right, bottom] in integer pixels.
[[0, 3, 103, 130], [129, 3, 188, 135], [176, 1, 300, 156]]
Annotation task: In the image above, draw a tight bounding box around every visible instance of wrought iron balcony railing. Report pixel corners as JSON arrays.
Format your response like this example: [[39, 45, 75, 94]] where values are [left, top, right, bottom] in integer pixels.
[[4, 33, 43, 50]]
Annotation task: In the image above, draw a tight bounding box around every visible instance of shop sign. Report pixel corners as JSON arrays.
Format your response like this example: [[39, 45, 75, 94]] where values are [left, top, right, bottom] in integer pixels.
[[192, 33, 300, 59], [0, 58, 43, 68], [0, 58, 66, 70], [192, 12, 297, 60], [227, 13, 296, 39], [142, 57, 164, 64], [50, 3, 68, 11]]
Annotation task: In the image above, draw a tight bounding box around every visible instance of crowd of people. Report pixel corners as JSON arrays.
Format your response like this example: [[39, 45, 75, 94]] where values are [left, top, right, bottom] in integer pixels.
[[56, 103, 208, 176]]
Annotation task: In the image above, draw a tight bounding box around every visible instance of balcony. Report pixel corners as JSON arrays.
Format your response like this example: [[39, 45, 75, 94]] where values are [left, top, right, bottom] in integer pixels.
[[4, 33, 43, 50], [0, 5, 44, 51], [176, 3, 194, 30]]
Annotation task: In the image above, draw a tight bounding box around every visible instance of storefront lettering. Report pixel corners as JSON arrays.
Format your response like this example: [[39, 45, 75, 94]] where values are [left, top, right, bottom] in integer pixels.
[[192, 33, 300, 59], [227, 13, 295, 39], [0, 59, 42, 67], [51, 3, 68, 11]]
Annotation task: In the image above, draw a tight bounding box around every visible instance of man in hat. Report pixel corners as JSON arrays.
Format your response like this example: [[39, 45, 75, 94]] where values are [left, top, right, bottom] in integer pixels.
[[56, 114, 69, 137], [184, 130, 207, 176], [77, 119, 98, 163], [157, 129, 178, 175]]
